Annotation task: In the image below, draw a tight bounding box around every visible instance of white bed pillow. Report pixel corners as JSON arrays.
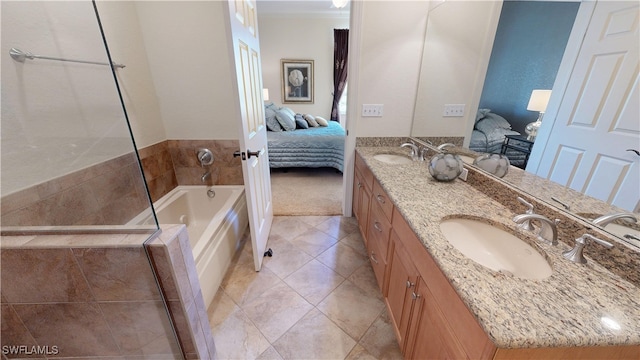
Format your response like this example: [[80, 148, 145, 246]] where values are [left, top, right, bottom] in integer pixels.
[[315, 116, 329, 127], [303, 114, 319, 127]]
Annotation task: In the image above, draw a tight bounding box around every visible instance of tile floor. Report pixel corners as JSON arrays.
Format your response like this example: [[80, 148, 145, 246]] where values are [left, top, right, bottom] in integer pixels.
[[207, 216, 403, 360]]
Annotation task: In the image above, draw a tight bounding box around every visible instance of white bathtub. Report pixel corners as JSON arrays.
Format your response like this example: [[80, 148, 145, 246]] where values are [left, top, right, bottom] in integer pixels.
[[152, 185, 248, 307]]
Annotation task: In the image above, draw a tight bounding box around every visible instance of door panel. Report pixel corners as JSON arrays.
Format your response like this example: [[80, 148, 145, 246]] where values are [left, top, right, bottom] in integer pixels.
[[531, 1, 639, 211], [226, 0, 272, 271]]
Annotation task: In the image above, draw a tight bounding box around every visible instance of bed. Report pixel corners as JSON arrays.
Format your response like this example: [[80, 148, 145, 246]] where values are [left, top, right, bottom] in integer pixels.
[[264, 103, 345, 172], [469, 109, 526, 167]]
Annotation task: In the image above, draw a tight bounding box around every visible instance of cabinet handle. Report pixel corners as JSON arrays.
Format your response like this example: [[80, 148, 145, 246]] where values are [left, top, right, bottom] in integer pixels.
[[411, 291, 420, 300], [373, 221, 382, 232], [376, 194, 385, 204], [370, 251, 379, 264], [357, 182, 362, 189], [406, 281, 415, 288]]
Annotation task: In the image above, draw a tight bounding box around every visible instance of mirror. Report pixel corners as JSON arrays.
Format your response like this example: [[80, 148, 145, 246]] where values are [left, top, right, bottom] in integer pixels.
[[410, 0, 639, 247]]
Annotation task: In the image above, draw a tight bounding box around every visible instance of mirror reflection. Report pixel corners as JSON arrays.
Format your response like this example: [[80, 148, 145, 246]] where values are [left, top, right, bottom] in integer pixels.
[[411, 0, 639, 246]]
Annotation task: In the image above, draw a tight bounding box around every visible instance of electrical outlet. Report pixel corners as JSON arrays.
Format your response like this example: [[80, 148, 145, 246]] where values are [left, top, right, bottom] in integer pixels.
[[362, 104, 384, 117], [443, 104, 465, 117]]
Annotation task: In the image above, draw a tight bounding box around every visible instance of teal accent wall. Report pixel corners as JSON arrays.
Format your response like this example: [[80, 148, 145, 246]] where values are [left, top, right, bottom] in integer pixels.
[[478, 1, 580, 134]]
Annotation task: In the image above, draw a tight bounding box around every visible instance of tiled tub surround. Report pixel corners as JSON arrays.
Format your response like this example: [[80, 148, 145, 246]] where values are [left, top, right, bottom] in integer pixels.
[[0, 152, 150, 227], [355, 147, 640, 350], [139, 140, 243, 203], [0, 226, 216, 359]]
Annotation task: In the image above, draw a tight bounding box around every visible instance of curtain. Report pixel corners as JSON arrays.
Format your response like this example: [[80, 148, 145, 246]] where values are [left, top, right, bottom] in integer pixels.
[[331, 29, 349, 121]]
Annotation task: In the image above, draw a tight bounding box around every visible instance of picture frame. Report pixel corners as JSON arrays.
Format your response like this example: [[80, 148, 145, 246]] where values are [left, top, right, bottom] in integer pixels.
[[281, 59, 314, 103]]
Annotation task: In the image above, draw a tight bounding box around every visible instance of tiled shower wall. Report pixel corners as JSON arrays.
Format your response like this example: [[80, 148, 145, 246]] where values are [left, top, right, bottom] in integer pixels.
[[0, 153, 150, 227], [0, 226, 216, 359], [0, 139, 244, 226], [139, 139, 243, 202]]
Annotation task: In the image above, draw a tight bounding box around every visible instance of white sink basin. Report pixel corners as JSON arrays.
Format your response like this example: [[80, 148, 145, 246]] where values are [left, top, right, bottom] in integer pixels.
[[373, 153, 413, 165], [439, 218, 552, 280]]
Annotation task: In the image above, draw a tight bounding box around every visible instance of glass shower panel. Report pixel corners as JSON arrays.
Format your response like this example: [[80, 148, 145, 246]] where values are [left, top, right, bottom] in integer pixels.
[[0, 0, 157, 232]]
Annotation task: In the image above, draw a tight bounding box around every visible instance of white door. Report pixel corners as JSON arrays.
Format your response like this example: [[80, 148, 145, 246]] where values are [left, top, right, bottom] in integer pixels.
[[528, 1, 639, 212], [225, 0, 273, 271]]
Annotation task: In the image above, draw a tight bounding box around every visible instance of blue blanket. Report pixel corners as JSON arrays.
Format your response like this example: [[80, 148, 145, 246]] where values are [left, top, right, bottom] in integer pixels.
[[267, 121, 345, 171]]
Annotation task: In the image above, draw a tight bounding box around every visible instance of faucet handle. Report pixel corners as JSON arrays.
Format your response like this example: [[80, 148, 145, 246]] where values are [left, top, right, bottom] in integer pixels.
[[562, 234, 613, 264], [515, 197, 535, 231]]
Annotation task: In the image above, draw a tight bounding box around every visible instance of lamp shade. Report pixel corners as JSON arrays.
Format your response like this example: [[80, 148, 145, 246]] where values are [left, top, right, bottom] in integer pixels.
[[527, 90, 552, 112], [263, 88, 269, 101], [332, 0, 349, 9]]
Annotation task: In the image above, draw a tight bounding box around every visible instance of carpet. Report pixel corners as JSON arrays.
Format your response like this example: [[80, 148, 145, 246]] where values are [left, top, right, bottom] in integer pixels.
[[270, 167, 343, 216]]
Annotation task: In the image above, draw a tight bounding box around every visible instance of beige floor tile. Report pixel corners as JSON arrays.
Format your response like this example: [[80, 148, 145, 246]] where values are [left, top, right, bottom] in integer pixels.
[[256, 346, 284, 360], [289, 228, 340, 257], [348, 263, 384, 301], [273, 308, 356, 360], [220, 252, 283, 306], [315, 216, 360, 240], [262, 237, 314, 279], [340, 231, 367, 256], [297, 215, 333, 227], [345, 344, 379, 360], [316, 242, 368, 278], [284, 259, 345, 305], [317, 280, 386, 340], [358, 311, 403, 360], [207, 291, 271, 360], [269, 216, 314, 240], [241, 282, 314, 343]]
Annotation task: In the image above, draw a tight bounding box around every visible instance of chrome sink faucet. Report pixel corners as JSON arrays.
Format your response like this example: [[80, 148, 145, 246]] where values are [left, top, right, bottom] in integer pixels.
[[400, 142, 419, 160], [513, 214, 559, 246], [437, 143, 455, 152], [562, 234, 613, 264], [591, 213, 638, 227]]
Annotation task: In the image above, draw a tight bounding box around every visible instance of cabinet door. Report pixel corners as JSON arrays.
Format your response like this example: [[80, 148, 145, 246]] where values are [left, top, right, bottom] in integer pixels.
[[406, 277, 466, 360], [385, 229, 419, 354]]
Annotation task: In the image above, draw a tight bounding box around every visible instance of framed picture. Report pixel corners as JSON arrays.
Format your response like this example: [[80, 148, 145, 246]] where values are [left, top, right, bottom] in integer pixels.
[[281, 59, 314, 103]]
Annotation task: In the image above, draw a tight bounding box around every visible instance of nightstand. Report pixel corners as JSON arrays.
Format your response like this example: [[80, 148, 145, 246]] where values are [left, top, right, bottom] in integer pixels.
[[500, 134, 534, 169]]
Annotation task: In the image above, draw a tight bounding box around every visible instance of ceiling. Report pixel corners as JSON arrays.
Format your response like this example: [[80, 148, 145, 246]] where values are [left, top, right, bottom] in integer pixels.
[[256, 0, 350, 17]]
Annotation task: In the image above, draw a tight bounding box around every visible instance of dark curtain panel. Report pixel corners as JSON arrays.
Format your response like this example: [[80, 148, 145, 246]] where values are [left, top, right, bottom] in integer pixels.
[[331, 29, 349, 121]]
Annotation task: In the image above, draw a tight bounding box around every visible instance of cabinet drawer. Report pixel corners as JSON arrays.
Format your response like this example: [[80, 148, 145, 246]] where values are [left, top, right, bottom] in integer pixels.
[[372, 180, 393, 222], [367, 229, 387, 292], [368, 201, 392, 261]]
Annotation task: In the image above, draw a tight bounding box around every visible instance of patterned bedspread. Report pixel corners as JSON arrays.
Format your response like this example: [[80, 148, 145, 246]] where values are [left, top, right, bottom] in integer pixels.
[[267, 121, 345, 171]]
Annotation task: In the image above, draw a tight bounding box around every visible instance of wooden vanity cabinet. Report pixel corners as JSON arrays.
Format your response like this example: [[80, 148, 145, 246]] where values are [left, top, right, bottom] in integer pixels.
[[366, 178, 393, 293], [354, 153, 373, 242]]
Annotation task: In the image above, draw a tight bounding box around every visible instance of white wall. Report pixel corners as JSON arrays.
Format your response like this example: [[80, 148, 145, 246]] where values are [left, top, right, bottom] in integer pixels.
[[96, 1, 166, 148], [134, 1, 239, 140], [354, 0, 430, 137], [258, 14, 349, 119], [411, 0, 502, 140]]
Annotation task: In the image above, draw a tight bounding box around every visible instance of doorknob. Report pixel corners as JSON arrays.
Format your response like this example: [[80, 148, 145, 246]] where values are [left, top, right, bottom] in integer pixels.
[[233, 151, 246, 160], [247, 149, 260, 159]]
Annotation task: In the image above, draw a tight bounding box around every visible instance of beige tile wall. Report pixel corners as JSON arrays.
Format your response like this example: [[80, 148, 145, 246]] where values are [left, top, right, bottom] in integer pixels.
[[0, 232, 185, 359], [1, 153, 150, 227], [139, 139, 243, 203]]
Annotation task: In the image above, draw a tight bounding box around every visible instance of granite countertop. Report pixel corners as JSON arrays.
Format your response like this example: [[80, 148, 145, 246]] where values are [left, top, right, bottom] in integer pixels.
[[356, 147, 640, 349]]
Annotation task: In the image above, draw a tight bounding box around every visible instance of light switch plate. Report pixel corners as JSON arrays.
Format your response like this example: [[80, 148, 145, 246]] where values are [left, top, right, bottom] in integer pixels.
[[443, 104, 465, 117], [362, 104, 384, 117]]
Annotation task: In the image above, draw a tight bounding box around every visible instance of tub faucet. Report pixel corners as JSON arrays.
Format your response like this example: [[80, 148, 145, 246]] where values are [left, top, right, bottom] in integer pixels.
[[591, 213, 638, 227], [562, 234, 613, 264], [201, 170, 211, 183], [513, 213, 559, 246], [400, 143, 419, 160]]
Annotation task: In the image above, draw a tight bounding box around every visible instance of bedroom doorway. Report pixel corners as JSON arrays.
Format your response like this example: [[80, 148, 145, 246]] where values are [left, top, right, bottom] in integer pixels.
[[256, 0, 351, 217]]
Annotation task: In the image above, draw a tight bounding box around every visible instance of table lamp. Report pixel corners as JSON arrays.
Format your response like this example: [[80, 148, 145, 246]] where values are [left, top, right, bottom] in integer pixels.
[[525, 90, 552, 141]]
